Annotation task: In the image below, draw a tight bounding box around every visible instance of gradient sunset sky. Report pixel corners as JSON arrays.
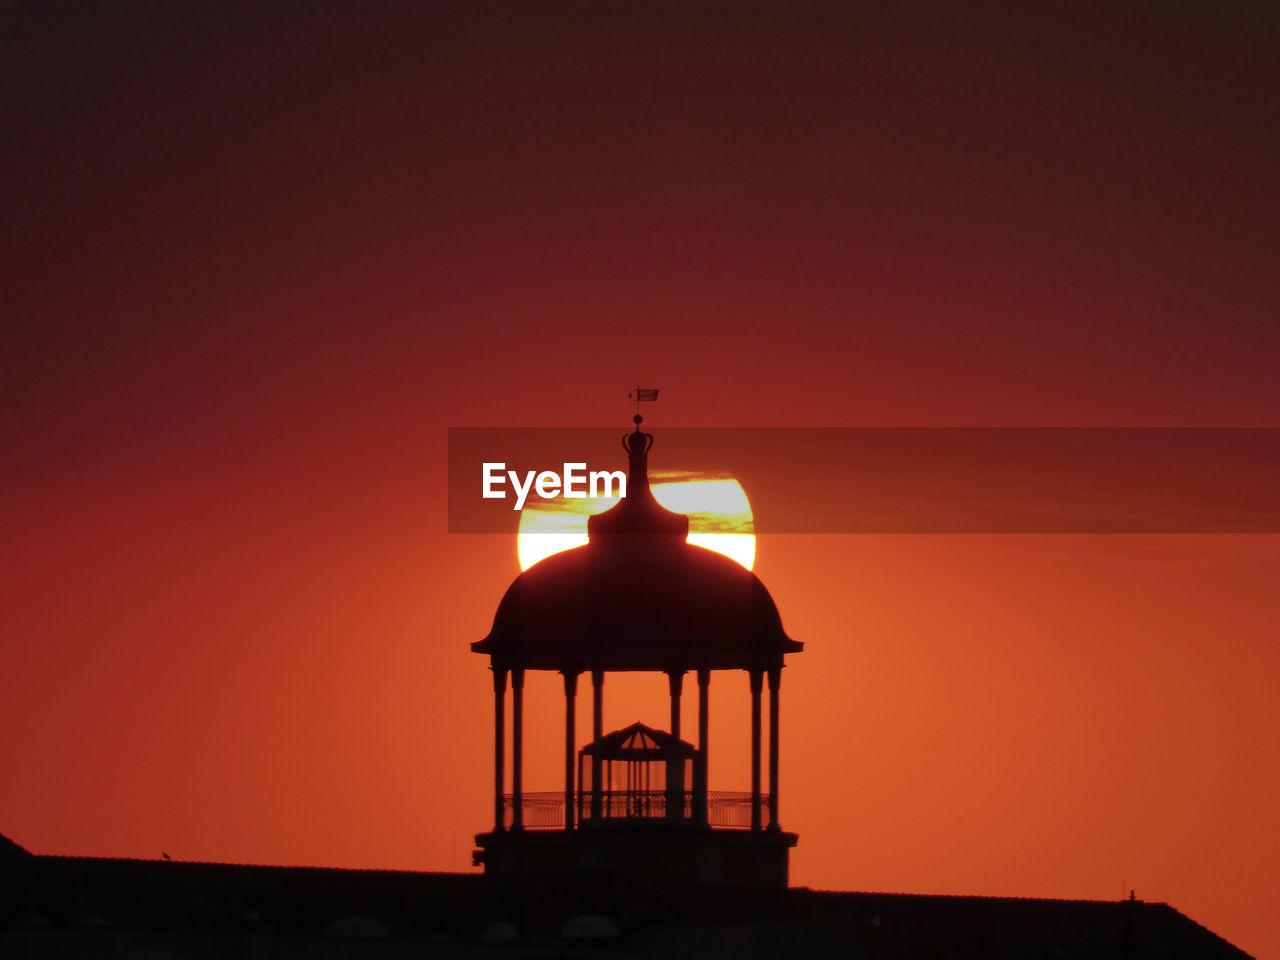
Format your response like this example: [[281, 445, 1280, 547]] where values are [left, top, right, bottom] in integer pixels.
[[3, 3, 1278, 956]]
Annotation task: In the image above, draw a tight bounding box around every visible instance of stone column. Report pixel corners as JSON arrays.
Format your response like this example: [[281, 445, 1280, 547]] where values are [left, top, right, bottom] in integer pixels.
[[591, 670, 604, 820], [667, 670, 685, 819], [563, 670, 578, 831], [696, 668, 710, 826], [767, 666, 781, 830], [493, 667, 507, 833], [749, 668, 763, 832], [511, 667, 525, 831]]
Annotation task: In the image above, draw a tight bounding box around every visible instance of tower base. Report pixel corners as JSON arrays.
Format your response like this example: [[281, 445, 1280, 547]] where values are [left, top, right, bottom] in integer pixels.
[[473, 826, 797, 888]]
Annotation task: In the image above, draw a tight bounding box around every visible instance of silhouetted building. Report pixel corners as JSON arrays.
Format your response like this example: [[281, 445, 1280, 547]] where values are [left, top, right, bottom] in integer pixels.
[[0, 832, 1255, 957], [0, 418, 1256, 956], [472, 415, 800, 886]]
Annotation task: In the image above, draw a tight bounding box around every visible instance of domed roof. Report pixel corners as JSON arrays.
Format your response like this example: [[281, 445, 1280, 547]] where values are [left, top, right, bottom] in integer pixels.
[[472, 419, 801, 671]]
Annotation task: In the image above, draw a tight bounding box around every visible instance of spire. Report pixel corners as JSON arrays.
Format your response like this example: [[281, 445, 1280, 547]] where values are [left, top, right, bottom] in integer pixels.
[[588, 414, 688, 540]]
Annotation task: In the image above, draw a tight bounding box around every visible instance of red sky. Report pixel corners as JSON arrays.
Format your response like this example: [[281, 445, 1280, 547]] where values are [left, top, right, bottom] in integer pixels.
[[2, 3, 1278, 956]]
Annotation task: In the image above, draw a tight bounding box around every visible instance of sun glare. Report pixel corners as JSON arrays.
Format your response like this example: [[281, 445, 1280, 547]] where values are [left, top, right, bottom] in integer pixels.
[[517, 474, 756, 571]]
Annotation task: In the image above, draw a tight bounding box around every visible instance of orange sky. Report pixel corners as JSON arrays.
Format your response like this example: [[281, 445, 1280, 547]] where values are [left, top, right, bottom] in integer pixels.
[[2, 4, 1278, 957]]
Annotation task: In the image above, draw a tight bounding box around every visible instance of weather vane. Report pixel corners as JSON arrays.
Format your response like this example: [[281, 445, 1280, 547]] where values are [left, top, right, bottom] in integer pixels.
[[628, 385, 659, 417]]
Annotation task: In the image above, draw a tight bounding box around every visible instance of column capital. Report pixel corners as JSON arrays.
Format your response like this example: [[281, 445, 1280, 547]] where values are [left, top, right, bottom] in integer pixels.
[[667, 668, 685, 697]]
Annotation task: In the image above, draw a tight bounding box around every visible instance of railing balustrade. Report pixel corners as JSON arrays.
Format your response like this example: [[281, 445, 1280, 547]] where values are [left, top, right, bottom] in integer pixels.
[[501, 790, 768, 830]]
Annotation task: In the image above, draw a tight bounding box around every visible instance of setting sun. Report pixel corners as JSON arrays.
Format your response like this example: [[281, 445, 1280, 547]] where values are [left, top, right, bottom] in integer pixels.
[[516, 472, 756, 570]]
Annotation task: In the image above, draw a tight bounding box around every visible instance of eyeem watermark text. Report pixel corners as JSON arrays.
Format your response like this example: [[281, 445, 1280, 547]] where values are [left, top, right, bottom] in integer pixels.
[[482, 462, 627, 510]]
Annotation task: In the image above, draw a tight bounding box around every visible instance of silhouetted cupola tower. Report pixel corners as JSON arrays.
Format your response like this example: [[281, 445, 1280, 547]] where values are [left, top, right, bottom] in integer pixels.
[[473, 414, 801, 886]]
